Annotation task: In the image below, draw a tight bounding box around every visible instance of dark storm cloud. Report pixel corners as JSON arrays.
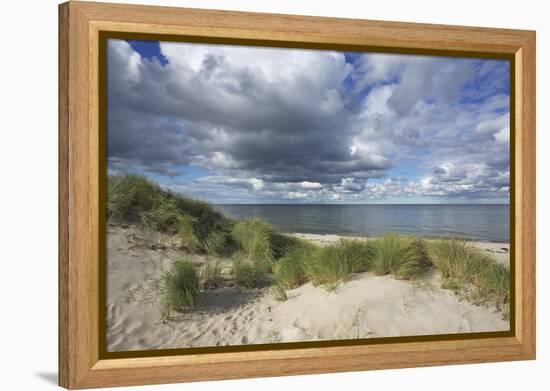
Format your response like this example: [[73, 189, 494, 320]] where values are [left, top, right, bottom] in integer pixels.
[[107, 40, 510, 203], [107, 40, 382, 183]]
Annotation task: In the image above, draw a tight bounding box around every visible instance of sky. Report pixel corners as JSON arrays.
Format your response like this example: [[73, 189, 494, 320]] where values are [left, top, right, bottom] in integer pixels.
[[106, 39, 510, 204]]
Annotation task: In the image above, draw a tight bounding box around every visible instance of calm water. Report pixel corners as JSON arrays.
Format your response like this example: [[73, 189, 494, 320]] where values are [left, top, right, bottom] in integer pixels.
[[216, 204, 510, 243]]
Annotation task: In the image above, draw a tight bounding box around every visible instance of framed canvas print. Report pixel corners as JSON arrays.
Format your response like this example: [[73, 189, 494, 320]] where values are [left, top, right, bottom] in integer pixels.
[[59, 1, 536, 389]]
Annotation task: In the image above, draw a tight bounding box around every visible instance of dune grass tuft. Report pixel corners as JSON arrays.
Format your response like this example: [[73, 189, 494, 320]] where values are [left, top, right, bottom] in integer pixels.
[[231, 252, 263, 288], [232, 219, 275, 272], [190, 209, 232, 254], [200, 259, 223, 289], [140, 199, 182, 233], [269, 232, 302, 260], [177, 214, 231, 254], [478, 262, 510, 306], [429, 238, 509, 305], [369, 235, 431, 279], [160, 259, 200, 315], [272, 239, 318, 300], [429, 238, 493, 283], [304, 240, 371, 289], [273, 239, 316, 290], [178, 214, 198, 249], [107, 174, 233, 254], [107, 173, 160, 223]]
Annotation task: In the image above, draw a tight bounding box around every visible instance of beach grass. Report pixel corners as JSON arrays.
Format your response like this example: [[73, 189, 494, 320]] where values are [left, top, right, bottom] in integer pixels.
[[200, 259, 223, 289], [273, 239, 315, 290], [478, 262, 510, 306], [140, 198, 182, 233], [160, 259, 200, 313], [231, 252, 263, 288], [190, 208, 232, 254], [177, 214, 198, 249], [108, 174, 232, 254], [107, 173, 161, 223], [429, 238, 509, 305], [304, 240, 371, 289], [232, 218, 275, 272], [369, 235, 432, 279]]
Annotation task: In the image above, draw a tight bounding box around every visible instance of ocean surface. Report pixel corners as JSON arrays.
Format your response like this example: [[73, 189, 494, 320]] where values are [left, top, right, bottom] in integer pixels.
[[216, 204, 510, 243]]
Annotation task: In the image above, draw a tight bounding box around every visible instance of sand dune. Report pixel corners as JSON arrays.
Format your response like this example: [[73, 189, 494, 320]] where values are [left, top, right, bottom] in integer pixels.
[[106, 225, 509, 352]]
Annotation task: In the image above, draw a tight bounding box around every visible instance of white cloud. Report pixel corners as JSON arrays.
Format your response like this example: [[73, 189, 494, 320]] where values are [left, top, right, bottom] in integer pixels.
[[299, 181, 322, 189], [198, 176, 264, 191], [476, 114, 509, 134], [286, 192, 309, 199], [494, 127, 510, 145]]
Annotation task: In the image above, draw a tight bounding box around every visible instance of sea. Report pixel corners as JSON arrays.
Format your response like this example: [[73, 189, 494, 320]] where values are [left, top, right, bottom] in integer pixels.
[[215, 204, 510, 243]]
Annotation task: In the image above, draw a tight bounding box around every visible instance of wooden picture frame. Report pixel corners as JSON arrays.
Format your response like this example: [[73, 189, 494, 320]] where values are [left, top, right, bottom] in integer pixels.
[[59, 1, 536, 389]]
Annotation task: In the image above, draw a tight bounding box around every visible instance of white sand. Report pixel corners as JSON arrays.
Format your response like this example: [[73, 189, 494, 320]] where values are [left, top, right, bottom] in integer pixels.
[[106, 225, 509, 352]]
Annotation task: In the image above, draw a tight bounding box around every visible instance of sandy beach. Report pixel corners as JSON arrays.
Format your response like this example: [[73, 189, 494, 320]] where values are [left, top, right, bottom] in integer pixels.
[[106, 224, 509, 352]]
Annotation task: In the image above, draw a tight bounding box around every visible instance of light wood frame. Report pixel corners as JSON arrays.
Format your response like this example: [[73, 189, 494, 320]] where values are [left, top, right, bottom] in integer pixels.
[[59, 1, 536, 389]]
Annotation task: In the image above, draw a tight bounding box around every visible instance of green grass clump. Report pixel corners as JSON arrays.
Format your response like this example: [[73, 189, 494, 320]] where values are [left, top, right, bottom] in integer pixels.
[[140, 199, 182, 233], [178, 214, 198, 248], [178, 213, 231, 255], [160, 259, 200, 313], [272, 238, 319, 299], [429, 238, 492, 282], [429, 238, 509, 305], [231, 252, 263, 288], [270, 233, 302, 260], [191, 209, 232, 254], [273, 258, 305, 290], [369, 235, 431, 279], [273, 239, 316, 290], [200, 259, 223, 289], [107, 173, 160, 223], [232, 219, 275, 272], [107, 174, 233, 253], [201, 229, 229, 254], [478, 262, 510, 306], [304, 240, 371, 289]]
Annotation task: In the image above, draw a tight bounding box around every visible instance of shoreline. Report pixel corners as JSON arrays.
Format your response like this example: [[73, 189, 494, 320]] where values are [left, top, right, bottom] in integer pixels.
[[286, 231, 510, 244]]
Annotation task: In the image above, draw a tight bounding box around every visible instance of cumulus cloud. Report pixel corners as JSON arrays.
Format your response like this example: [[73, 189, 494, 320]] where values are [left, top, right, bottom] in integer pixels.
[[107, 39, 510, 203]]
